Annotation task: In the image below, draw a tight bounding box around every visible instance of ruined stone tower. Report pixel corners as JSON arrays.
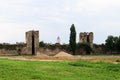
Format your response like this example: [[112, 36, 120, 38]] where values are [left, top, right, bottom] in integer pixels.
[[79, 32, 94, 48], [26, 30, 39, 55]]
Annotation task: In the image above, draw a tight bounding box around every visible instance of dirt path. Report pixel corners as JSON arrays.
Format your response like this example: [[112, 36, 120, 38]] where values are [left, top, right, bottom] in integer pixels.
[[0, 55, 120, 63]]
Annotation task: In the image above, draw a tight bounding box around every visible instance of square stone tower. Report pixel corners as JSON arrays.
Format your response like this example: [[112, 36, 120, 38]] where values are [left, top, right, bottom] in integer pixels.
[[26, 30, 39, 55], [79, 32, 94, 48]]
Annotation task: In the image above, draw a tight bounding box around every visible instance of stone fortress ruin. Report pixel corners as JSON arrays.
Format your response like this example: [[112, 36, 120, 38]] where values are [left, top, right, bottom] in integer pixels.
[[79, 32, 94, 48], [0, 30, 94, 55]]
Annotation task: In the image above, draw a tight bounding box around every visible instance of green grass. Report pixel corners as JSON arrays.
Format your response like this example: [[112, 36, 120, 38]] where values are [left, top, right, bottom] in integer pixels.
[[0, 58, 120, 80]]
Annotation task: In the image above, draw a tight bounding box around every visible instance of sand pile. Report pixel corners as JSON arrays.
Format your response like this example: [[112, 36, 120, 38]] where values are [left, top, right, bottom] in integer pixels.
[[54, 51, 73, 57]]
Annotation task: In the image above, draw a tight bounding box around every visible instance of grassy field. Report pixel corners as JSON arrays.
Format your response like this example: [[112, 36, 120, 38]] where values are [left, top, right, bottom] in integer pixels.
[[0, 58, 120, 80]]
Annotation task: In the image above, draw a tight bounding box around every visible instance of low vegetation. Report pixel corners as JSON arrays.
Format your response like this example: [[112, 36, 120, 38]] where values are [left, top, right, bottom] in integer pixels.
[[0, 58, 120, 80], [0, 43, 26, 50], [116, 59, 120, 62]]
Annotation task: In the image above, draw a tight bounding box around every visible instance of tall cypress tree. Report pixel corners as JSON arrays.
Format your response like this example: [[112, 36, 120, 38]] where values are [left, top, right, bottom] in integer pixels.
[[69, 24, 76, 55]]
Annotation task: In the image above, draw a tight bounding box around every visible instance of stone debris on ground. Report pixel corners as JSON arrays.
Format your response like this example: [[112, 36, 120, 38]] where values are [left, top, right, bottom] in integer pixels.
[[54, 51, 73, 57]]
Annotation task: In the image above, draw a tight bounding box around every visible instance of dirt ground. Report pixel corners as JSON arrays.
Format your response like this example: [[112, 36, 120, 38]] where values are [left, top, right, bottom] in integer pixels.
[[1, 55, 120, 63], [0, 51, 120, 63]]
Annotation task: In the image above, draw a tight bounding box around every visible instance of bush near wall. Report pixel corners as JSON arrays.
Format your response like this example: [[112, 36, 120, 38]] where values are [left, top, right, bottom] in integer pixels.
[[0, 44, 26, 50]]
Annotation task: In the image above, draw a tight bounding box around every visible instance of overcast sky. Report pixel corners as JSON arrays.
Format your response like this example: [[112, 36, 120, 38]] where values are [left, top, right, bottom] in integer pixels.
[[0, 0, 120, 44]]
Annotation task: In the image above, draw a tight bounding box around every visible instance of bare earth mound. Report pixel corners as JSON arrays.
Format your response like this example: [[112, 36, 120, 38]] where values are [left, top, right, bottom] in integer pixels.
[[54, 51, 73, 57], [36, 52, 49, 57]]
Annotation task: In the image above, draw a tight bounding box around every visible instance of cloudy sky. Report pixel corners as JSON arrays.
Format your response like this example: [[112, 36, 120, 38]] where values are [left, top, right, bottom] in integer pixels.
[[0, 0, 120, 44]]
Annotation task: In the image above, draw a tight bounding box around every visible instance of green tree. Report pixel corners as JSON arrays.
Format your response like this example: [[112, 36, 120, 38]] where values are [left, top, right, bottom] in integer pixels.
[[77, 43, 92, 54], [69, 24, 76, 55], [113, 37, 118, 51], [39, 41, 46, 47], [105, 36, 114, 53], [100, 43, 107, 54], [105, 35, 120, 54], [116, 36, 120, 53]]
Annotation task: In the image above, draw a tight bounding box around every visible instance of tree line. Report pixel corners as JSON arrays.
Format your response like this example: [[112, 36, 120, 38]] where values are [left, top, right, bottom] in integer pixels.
[[105, 36, 120, 54]]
